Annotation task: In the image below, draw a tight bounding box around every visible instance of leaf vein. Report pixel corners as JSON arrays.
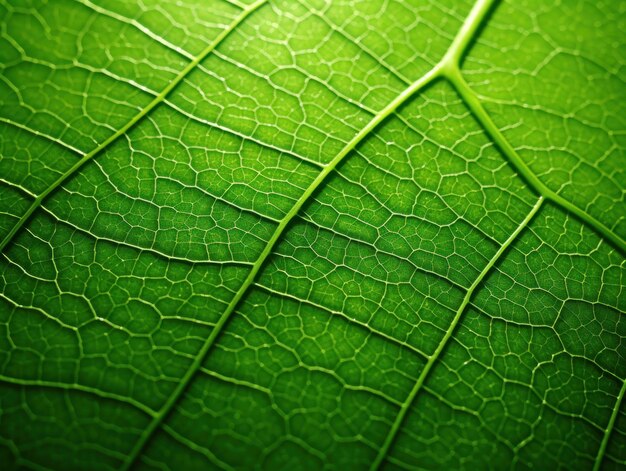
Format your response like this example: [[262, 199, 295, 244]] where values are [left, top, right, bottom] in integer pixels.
[[371, 195, 544, 470], [119, 49, 443, 471], [0, 0, 270, 254]]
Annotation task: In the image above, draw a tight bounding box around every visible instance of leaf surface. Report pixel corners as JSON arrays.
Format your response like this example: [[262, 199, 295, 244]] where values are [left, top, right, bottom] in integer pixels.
[[0, 0, 625, 470]]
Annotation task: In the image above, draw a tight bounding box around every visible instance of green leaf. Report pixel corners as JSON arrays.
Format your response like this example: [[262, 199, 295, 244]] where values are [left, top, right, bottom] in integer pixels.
[[0, 0, 625, 469]]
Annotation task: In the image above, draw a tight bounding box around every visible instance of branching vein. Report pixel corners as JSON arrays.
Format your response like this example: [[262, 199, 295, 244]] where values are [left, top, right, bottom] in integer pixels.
[[0, 0, 269, 254]]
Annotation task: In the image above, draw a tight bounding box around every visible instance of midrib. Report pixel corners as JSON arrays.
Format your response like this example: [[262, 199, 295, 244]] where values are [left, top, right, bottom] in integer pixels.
[[594, 378, 626, 471]]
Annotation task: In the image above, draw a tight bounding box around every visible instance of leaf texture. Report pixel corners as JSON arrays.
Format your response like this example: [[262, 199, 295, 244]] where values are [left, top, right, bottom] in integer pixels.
[[0, 0, 625, 470]]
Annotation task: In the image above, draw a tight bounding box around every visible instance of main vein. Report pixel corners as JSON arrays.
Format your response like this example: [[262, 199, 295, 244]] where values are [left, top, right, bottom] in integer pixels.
[[371, 196, 544, 470], [593, 378, 626, 471], [309, 0, 626, 256], [0, 0, 268, 254], [119, 53, 443, 471]]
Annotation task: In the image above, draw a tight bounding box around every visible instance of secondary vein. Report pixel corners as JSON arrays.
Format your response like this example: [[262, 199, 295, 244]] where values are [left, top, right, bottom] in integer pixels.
[[371, 195, 544, 470], [0, 374, 157, 417], [0, 0, 269, 255], [119, 0, 507, 466], [446, 69, 626, 255], [296, 0, 626, 257], [593, 378, 626, 471], [119, 52, 443, 471]]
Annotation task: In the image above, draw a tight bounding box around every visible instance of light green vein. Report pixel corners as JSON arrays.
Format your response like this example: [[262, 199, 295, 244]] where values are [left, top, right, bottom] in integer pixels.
[[256, 281, 430, 359], [0, 177, 36, 199], [161, 424, 235, 471], [79, 0, 195, 60], [0, 374, 157, 417], [0, 117, 84, 155], [120, 0, 502, 466], [0, 0, 268, 254], [297, 0, 625, 257], [445, 69, 626, 255], [594, 378, 626, 471], [119, 49, 443, 471], [367, 3, 499, 466], [371, 195, 544, 470], [439, 0, 496, 72]]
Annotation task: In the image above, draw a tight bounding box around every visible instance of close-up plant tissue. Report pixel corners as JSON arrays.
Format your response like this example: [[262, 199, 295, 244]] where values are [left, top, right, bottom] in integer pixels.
[[0, 0, 624, 469]]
